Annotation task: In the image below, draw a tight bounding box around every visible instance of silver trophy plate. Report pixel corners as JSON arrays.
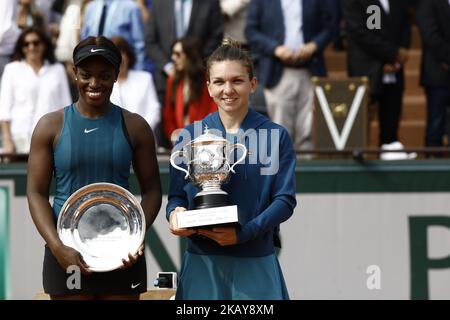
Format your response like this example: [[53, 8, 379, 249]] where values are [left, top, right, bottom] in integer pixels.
[[57, 183, 145, 272]]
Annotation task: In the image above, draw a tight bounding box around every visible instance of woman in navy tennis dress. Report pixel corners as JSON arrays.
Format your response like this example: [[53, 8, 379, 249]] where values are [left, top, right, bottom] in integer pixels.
[[167, 39, 297, 300]]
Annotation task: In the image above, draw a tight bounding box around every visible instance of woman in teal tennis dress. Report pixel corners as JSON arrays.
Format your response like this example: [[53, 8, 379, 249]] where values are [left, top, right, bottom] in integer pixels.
[[27, 36, 162, 300], [167, 39, 297, 300]]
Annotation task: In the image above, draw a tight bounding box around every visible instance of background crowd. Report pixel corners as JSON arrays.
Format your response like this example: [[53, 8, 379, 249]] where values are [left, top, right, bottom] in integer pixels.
[[0, 0, 448, 159]]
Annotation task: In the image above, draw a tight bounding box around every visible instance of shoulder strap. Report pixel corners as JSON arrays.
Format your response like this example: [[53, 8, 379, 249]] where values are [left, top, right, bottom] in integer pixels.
[[120, 107, 133, 149]]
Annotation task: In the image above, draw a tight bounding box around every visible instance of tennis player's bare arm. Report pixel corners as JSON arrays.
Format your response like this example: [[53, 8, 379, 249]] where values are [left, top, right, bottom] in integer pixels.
[[27, 110, 91, 275]]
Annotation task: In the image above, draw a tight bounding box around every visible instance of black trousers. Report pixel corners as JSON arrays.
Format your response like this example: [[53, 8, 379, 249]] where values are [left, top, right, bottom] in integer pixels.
[[374, 82, 404, 146], [425, 86, 450, 147]]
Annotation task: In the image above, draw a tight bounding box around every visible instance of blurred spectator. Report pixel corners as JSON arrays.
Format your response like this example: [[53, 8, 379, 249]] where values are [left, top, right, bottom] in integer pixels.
[[162, 37, 217, 144], [220, 1, 267, 116], [246, 0, 337, 151], [110, 36, 160, 133], [135, 0, 155, 74], [17, 0, 46, 31], [55, 0, 91, 102], [136, 0, 152, 23], [343, 0, 414, 159], [416, 0, 450, 148], [220, 0, 250, 45], [408, 0, 419, 8], [35, 0, 63, 27], [145, 0, 223, 147], [332, 0, 345, 51], [145, 0, 223, 103], [0, 27, 71, 154], [0, 0, 21, 82], [81, 0, 148, 71], [35, 0, 63, 42], [55, 0, 84, 62]]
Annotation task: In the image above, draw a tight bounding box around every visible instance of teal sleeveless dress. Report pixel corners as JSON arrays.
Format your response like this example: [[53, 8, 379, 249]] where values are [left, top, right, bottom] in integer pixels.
[[52, 103, 132, 217], [176, 252, 290, 300], [43, 103, 146, 295]]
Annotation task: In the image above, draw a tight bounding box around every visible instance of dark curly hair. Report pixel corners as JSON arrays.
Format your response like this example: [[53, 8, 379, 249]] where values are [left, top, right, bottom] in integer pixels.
[[170, 37, 206, 105]]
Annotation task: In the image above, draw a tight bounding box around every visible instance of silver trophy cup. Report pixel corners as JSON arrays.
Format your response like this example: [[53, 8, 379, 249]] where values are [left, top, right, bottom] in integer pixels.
[[169, 127, 247, 228]]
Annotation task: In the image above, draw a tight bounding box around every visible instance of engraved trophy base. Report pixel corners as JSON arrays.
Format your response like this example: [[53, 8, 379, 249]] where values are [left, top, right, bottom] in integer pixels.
[[177, 205, 239, 229], [180, 190, 239, 229]]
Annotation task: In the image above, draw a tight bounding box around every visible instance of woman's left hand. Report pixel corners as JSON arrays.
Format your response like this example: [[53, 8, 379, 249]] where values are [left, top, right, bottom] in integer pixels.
[[197, 227, 238, 246], [120, 242, 144, 270]]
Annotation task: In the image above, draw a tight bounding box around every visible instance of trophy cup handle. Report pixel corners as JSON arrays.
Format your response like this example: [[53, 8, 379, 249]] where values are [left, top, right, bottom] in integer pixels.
[[170, 151, 190, 179], [229, 143, 247, 174]]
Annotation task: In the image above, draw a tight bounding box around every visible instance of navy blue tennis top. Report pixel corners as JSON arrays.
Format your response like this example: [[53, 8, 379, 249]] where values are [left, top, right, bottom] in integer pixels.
[[52, 103, 132, 217]]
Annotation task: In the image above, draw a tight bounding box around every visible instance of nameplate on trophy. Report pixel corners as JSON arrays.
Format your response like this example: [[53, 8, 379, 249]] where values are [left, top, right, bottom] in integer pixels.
[[177, 205, 238, 229]]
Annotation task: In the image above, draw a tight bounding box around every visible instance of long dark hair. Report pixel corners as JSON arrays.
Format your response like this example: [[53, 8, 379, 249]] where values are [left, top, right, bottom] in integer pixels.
[[170, 37, 205, 106], [12, 27, 55, 63]]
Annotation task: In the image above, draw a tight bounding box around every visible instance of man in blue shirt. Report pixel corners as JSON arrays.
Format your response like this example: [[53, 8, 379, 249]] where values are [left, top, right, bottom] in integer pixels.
[[82, 0, 150, 71], [245, 0, 337, 152]]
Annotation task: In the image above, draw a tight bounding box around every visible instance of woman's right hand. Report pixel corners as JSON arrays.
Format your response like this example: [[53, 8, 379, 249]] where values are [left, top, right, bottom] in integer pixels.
[[52, 244, 92, 276], [169, 207, 197, 237]]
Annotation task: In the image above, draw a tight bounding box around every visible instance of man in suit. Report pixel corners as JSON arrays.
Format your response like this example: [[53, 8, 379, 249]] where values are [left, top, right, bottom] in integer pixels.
[[343, 0, 410, 151], [220, 0, 250, 45], [145, 0, 223, 148], [416, 0, 450, 148], [245, 0, 337, 151], [145, 0, 223, 104]]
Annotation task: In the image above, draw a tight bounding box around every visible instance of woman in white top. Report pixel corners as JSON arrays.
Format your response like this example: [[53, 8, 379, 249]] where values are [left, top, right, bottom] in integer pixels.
[[110, 36, 160, 132], [0, 27, 72, 154]]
